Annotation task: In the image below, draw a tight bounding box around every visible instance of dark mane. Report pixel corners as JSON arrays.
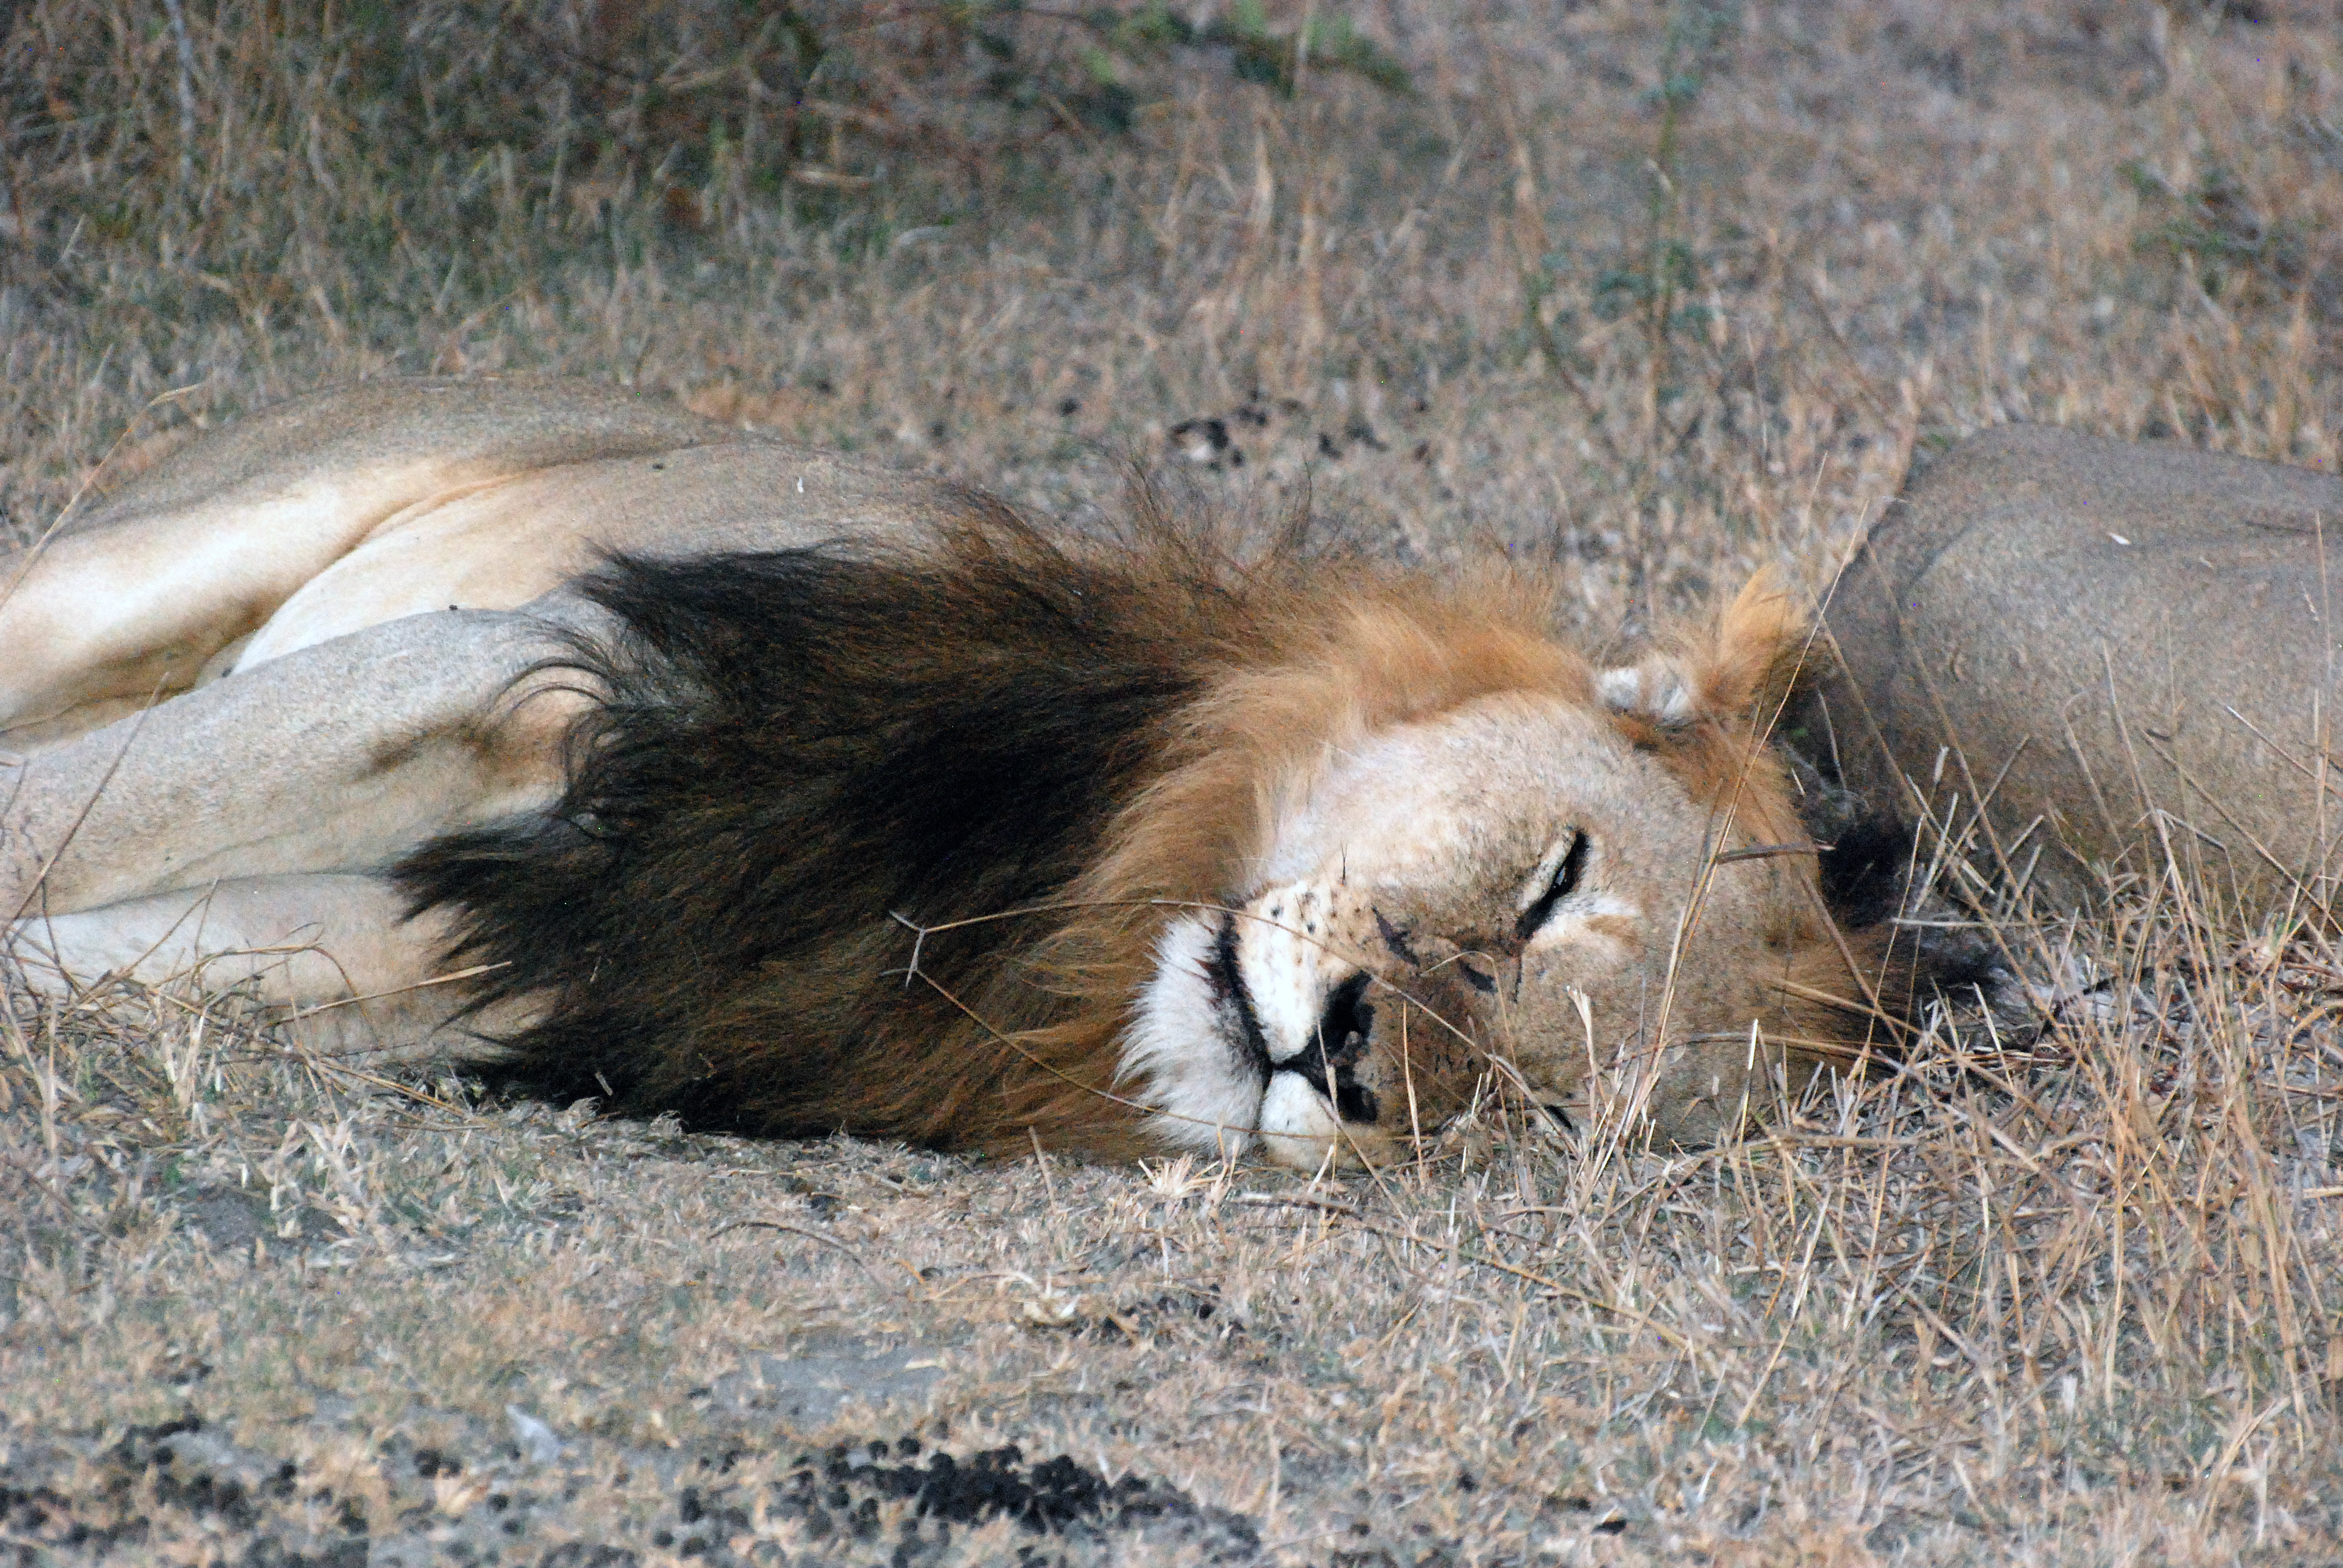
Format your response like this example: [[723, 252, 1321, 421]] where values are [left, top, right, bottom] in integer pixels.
[[395, 511, 1254, 1151]]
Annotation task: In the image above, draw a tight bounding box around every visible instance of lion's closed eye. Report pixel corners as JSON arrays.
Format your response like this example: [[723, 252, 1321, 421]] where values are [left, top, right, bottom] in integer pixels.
[[1514, 829, 1590, 942]]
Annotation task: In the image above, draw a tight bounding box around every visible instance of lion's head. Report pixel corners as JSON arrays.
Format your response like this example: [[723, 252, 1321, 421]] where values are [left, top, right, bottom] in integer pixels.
[[1090, 561, 1889, 1164], [402, 503, 1989, 1165]]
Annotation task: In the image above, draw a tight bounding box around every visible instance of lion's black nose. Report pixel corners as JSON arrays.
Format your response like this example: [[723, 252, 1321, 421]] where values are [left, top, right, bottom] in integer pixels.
[[1316, 972, 1374, 1061], [1295, 972, 1378, 1123]]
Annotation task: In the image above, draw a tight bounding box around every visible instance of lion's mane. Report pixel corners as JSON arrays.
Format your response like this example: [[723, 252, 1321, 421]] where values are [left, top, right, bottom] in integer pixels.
[[395, 500, 1585, 1153]]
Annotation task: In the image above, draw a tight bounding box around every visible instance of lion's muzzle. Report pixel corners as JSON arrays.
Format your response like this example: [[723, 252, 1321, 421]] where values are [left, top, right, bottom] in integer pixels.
[[1120, 880, 1492, 1169]]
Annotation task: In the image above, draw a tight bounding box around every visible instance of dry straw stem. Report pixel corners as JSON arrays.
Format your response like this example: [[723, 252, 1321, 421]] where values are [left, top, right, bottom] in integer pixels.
[[5, 0, 2343, 1561]]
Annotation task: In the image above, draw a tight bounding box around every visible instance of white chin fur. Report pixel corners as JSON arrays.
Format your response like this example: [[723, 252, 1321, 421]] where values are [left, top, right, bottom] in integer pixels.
[[1117, 915, 1263, 1157], [1257, 1073, 1344, 1168]]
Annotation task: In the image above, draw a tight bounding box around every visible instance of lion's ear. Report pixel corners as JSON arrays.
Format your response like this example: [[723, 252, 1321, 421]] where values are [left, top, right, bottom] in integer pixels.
[[1699, 566, 1813, 724], [1597, 567, 1814, 733]]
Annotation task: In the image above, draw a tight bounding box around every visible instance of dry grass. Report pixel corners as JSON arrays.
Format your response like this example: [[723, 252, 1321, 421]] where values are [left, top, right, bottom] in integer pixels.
[[4, 1, 2342, 1562]]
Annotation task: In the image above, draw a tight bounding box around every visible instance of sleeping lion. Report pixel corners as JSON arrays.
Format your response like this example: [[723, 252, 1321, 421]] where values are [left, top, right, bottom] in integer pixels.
[[0, 379, 1992, 1166]]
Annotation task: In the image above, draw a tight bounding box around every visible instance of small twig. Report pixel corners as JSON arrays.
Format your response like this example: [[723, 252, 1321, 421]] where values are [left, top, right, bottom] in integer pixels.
[[1712, 840, 1829, 864], [1029, 1125, 1060, 1206], [282, 961, 511, 1020], [1229, 1192, 1360, 1218], [711, 1218, 890, 1290]]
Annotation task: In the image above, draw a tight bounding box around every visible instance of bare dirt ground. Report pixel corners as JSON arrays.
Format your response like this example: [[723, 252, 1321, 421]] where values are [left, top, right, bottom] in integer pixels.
[[4, 2, 2343, 1563]]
